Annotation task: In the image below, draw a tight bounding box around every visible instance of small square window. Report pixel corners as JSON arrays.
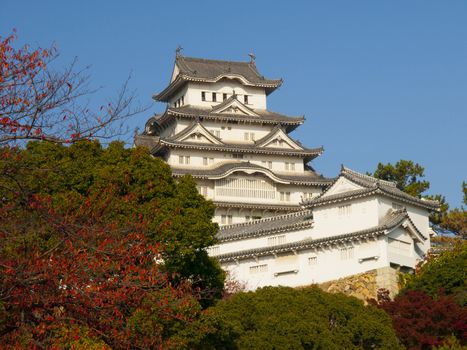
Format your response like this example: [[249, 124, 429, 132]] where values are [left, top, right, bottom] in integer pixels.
[[223, 93, 227, 100], [201, 91, 206, 101], [244, 95, 249, 104], [212, 92, 217, 102]]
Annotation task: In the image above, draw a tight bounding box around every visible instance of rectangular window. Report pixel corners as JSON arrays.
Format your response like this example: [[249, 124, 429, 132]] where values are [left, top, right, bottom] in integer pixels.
[[268, 161, 272, 169], [308, 256, 318, 265], [252, 216, 262, 221], [185, 156, 190, 164], [285, 162, 289, 171], [245, 216, 251, 222], [249, 264, 268, 274], [197, 185, 208, 196], [179, 155, 183, 164], [181, 96, 184, 105], [244, 95, 249, 104], [244, 132, 255, 141], [223, 93, 227, 101], [268, 235, 286, 246], [340, 247, 354, 260], [212, 92, 217, 102], [279, 192, 291, 202], [201, 91, 206, 101], [338, 204, 352, 216], [208, 246, 220, 255], [232, 154, 243, 159], [209, 157, 214, 164], [203, 157, 208, 166]]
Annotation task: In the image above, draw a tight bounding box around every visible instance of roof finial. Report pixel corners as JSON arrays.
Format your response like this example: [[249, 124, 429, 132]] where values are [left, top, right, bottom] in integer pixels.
[[175, 45, 183, 57], [248, 53, 256, 63], [340, 164, 345, 172], [232, 89, 236, 98]]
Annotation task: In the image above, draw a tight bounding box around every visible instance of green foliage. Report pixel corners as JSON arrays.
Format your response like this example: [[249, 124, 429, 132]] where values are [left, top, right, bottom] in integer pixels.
[[404, 242, 467, 306], [1, 140, 224, 304], [372, 160, 430, 197], [177, 286, 403, 350]]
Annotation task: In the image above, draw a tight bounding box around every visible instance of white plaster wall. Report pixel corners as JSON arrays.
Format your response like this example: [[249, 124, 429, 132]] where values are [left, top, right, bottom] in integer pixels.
[[378, 197, 431, 254], [312, 197, 379, 239], [216, 226, 314, 255], [213, 209, 282, 225], [185, 81, 267, 109], [386, 227, 417, 268], [218, 237, 389, 290], [199, 120, 273, 144], [168, 85, 188, 107], [168, 149, 307, 174]]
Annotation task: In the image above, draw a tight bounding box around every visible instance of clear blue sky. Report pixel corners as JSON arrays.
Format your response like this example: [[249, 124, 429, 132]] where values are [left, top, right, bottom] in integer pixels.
[[2, 0, 466, 207]]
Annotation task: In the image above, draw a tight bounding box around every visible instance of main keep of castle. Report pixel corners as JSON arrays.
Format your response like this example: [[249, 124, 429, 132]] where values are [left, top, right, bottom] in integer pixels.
[[136, 53, 438, 292]]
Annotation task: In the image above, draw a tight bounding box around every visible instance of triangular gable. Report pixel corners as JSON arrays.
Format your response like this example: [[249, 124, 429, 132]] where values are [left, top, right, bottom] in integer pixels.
[[320, 176, 365, 198], [211, 95, 260, 117], [257, 128, 304, 150], [170, 62, 180, 83], [172, 122, 224, 145], [386, 217, 426, 243]]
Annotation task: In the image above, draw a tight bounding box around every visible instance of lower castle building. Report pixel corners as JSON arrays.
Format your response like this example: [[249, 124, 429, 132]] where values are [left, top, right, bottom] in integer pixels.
[[209, 167, 437, 291], [137, 53, 438, 292]]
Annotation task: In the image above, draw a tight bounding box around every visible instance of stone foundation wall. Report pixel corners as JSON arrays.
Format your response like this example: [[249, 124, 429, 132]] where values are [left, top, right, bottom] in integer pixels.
[[316, 267, 399, 302]]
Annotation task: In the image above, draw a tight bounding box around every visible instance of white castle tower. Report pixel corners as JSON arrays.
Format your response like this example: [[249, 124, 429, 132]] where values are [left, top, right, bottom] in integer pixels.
[[136, 52, 438, 293], [136, 52, 331, 225]]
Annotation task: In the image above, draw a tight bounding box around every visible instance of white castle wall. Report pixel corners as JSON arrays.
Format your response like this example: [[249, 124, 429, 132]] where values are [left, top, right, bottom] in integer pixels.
[[220, 237, 389, 290], [183, 81, 267, 109], [312, 197, 379, 239]]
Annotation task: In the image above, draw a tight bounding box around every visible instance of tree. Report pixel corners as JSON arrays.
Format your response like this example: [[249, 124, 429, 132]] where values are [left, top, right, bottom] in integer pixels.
[[376, 290, 466, 349], [1, 30, 142, 145], [0, 141, 223, 348], [403, 242, 467, 306], [371, 160, 467, 237], [175, 286, 403, 349], [372, 160, 430, 197]]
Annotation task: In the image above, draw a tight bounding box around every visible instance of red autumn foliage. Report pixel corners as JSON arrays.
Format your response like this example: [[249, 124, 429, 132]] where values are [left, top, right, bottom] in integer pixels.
[[375, 290, 467, 349], [0, 31, 142, 146], [0, 185, 200, 349]]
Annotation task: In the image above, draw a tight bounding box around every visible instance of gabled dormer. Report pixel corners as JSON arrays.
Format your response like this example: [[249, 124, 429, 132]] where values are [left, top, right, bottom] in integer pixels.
[[255, 125, 305, 150], [210, 94, 260, 117], [303, 166, 438, 239], [166, 120, 224, 145]]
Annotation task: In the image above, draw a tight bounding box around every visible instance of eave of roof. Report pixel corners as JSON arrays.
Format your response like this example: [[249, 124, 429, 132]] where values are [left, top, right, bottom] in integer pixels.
[[302, 166, 439, 211], [171, 162, 333, 186], [159, 139, 323, 160], [217, 210, 313, 242], [213, 201, 301, 212], [214, 209, 420, 262], [155, 106, 304, 131]]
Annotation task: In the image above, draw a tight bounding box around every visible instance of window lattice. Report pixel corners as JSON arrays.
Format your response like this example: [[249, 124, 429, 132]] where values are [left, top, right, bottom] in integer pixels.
[[216, 177, 275, 199]]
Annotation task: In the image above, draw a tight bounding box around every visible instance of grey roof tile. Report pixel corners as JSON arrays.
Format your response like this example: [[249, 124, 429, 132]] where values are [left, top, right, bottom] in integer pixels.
[[302, 166, 439, 210], [217, 210, 314, 242], [214, 209, 421, 262], [171, 162, 332, 186]]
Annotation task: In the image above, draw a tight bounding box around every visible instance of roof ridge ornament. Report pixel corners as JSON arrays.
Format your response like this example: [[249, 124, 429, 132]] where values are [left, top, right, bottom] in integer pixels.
[[175, 45, 183, 57], [248, 53, 256, 64]]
